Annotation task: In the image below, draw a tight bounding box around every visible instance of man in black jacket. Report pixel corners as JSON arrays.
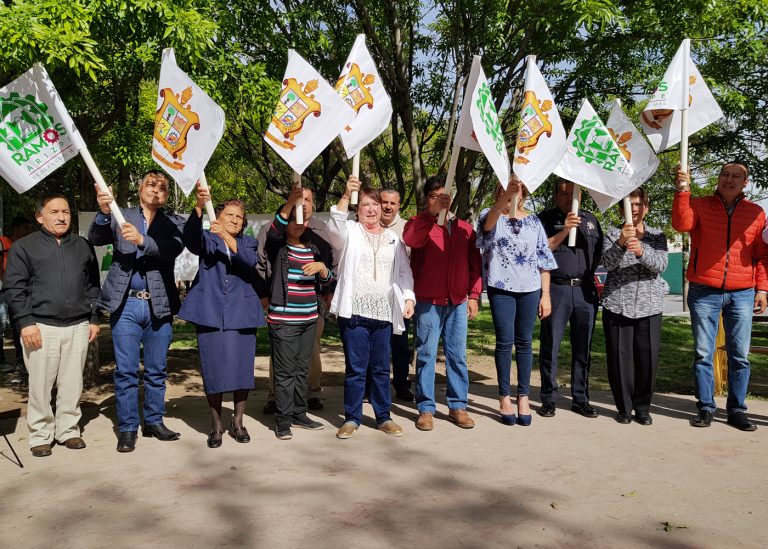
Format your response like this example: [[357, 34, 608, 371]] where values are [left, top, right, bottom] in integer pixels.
[[3, 194, 101, 457]]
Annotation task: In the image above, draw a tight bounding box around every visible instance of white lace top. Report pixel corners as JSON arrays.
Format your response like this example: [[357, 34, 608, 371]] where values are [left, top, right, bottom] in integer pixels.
[[352, 231, 395, 321]]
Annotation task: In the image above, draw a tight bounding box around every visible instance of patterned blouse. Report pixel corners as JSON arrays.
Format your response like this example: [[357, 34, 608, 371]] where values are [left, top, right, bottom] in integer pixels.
[[601, 224, 669, 319], [476, 208, 557, 293]]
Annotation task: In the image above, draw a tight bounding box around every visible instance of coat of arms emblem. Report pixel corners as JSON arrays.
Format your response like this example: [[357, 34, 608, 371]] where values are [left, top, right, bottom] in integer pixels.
[[336, 63, 375, 132], [514, 91, 554, 165], [265, 79, 321, 150], [607, 128, 633, 161], [153, 86, 200, 169], [336, 63, 375, 112]]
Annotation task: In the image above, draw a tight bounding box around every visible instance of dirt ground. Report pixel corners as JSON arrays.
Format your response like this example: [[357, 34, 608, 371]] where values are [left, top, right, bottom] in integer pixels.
[[1, 328, 766, 548]]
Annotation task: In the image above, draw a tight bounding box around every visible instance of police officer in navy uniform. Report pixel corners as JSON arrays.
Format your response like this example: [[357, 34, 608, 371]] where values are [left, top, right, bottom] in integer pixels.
[[537, 179, 603, 418]]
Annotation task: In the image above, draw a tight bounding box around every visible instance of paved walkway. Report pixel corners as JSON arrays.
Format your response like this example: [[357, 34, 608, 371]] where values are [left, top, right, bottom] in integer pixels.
[[1, 382, 765, 548]]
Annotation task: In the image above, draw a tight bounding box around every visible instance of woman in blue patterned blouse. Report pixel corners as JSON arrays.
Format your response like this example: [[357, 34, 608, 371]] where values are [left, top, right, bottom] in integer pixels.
[[477, 176, 557, 426]]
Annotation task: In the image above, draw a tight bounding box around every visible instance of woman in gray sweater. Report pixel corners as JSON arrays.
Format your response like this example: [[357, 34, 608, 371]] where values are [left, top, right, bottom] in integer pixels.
[[601, 187, 668, 426]]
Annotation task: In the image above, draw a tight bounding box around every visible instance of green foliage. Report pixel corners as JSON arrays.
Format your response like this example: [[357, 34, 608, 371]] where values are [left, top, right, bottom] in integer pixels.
[[0, 0, 766, 233]]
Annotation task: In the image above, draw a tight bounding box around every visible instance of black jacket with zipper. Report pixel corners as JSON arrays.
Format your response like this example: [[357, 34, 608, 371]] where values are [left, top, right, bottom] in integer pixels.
[[2, 229, 100, 329]]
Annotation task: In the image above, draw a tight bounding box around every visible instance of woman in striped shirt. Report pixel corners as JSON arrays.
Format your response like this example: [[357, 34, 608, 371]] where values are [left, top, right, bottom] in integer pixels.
[[264, 188, 334, 440]]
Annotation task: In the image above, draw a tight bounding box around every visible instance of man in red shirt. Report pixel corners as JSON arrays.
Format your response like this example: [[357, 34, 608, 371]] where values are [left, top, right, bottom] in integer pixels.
[[403, 176, 482, 431]]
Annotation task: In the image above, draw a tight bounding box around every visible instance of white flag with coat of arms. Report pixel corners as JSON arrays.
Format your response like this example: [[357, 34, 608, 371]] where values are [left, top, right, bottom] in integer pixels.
[[265, 50, 355, 174], [589, 100, 659, 211], [640, 39, 724, 153], [512, 56, 566, 193], [336, 35, 392, 159], [554, 98, 634, 201], [152, 48, 225, 196], [0, 64, 85, 193]]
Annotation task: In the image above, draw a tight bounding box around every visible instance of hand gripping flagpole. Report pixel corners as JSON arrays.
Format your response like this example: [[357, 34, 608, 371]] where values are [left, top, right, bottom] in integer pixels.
[[198, 172, 217, 222], [79, 147, 126, 226], [437, 144, 461, 226], [351, 154, 360, 205], [567, 184, 581, 246], [680, 38, 691, 173], [293, 172, 304, 225]]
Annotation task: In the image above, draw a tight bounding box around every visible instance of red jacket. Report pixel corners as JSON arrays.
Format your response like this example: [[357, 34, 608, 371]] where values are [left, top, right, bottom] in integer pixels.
[[403, 212, 482, 305], [672, 191, 768, 291]]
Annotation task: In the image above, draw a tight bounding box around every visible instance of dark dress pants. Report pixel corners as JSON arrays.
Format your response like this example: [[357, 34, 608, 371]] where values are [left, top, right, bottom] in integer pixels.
[[270, 322, 317, 429], [539, 284, 597, 404], [602, 310, 662, 414]]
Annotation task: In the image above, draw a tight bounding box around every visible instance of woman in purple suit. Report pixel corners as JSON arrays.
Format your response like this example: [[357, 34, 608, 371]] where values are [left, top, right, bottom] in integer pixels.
[[178, 185, 265, 448]]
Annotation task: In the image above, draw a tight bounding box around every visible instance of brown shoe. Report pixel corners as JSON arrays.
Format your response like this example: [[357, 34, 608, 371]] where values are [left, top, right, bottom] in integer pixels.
[[378, 420, 404, 437], [62, 437, 86, 450], [416, 412, 434, 431], [336, 421, 358, 440], [448, 408, 475, 429], [31, 444, 52, 457]]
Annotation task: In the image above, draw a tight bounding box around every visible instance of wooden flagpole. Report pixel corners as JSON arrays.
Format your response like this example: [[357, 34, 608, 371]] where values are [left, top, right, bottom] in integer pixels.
[[567, 184, 581, 246], [293, 172, 303, 225], [198, 172, 216, 222], [351, 153, 360, 205], [79, 147, 126, 225]]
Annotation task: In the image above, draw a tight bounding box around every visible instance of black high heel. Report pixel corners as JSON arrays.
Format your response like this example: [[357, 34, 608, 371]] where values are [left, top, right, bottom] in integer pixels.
[[207, 430, 224, 448], [228, 420, 250, 443]]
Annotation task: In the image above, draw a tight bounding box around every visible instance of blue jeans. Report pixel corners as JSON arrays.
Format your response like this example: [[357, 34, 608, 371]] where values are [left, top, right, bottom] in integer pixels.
[[111, 297, 174, 432], [688, 283, 753, 414], [414, 302, 469, 413], [488, 287, 540, 397], [339, 315, 392, 425]]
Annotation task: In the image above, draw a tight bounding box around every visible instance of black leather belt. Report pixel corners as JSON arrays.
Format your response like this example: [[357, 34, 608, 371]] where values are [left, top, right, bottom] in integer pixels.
[[128, 289, 151, 300], [552, 278, 582, 286]]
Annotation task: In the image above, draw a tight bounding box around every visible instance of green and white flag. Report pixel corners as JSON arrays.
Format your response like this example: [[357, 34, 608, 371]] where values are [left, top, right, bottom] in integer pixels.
[[554, 98, 633, 200], [0, 64, 86, 193], [589, 100, 659, 211], [640, 39, 723, 153], [456, 57, 509, 187]]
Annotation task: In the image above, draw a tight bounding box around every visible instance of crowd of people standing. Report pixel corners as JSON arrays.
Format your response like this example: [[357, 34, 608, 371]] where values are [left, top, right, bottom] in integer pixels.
[[1, 160, 763, 457]]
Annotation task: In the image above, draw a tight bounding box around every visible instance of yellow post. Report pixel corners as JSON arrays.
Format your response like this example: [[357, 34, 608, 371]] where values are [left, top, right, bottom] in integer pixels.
[[713, 314, 727, 396]]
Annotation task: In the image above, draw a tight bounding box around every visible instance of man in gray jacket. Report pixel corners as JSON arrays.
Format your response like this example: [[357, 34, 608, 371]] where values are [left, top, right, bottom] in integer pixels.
[[4, 194, 100, 457], [89, 170, 184, 452]]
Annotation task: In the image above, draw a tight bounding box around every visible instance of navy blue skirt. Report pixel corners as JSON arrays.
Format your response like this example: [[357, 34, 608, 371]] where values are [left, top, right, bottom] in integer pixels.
[[197, 326, 257, 394]]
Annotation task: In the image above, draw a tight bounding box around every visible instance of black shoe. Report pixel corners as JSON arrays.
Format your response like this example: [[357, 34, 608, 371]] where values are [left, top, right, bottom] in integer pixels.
[[571, 401, 599, 418], [263, 400, 277, 414], [538, 402, 556, 417], [228, 421, 250, 443], [307, 397, 324, 411], [275, 427, 293, 440], [142, 423, 180, 441], [691, 409, 713, 428], [395, 388, 414, 402], [727, 412, 757, 432], [615, 412, 632, 424], [634, 411, 653, 426], [207, 430, 224, 448], [292, 416, 324, 430], [117, 431, 137, 452]]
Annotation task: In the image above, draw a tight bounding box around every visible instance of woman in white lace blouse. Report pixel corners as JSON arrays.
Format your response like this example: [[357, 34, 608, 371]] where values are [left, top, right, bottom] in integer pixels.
[[326, 176, 415, 440], [601, 187, 668, 426]]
